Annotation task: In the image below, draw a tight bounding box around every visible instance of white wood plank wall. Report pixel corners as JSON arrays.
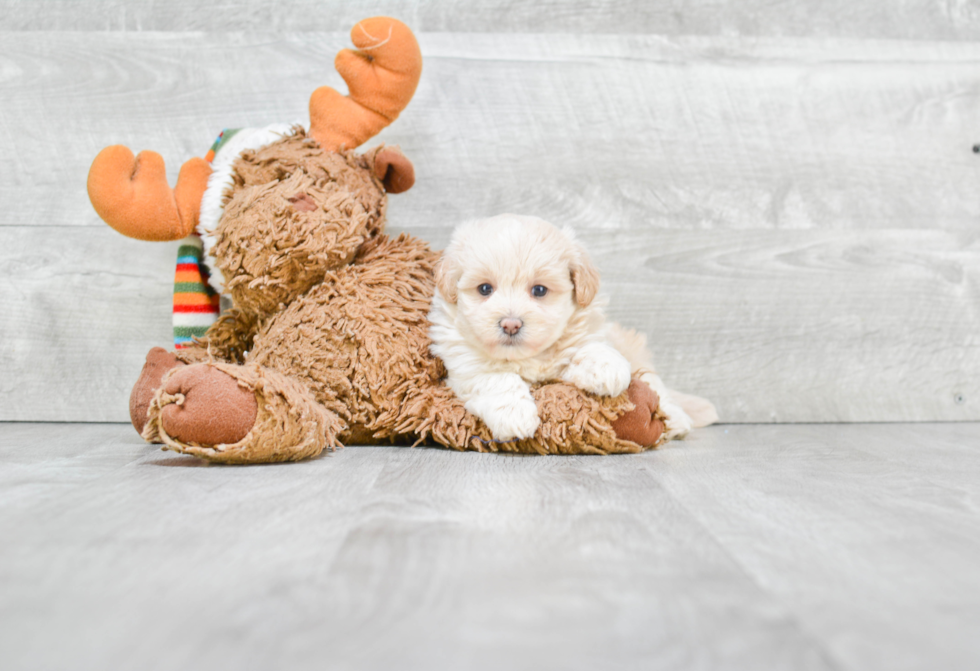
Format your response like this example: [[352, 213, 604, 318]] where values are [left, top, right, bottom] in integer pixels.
[[1, 2, 978, 423], [5, 1, 980, 39]]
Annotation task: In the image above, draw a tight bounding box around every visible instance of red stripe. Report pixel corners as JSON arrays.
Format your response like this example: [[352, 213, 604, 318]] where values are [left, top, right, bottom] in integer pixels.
[[176, 263, 202, 273], [174, 304, 221, 314]]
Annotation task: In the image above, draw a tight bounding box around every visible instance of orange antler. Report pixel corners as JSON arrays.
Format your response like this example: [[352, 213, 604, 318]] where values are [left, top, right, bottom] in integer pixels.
[[309, 16, 423, 152], [87, 146, 211, 241]]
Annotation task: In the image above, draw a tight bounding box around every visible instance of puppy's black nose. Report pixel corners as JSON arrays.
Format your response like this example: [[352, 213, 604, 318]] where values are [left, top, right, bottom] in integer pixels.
[[500, 318, 523, 336]]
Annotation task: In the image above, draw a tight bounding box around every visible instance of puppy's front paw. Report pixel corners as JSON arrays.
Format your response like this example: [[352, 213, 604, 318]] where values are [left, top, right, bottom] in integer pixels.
[[660, 400, 693, 440], [470, 396, 540, 441], [561, 343, 632, 397]]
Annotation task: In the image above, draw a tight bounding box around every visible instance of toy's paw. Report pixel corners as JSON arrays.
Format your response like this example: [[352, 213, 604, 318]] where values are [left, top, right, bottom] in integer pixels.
[[611, 379, 664, 447], [468, 395, 541, 441], [561, 343, 632, 397], [157, 365, 257, 446], [130, 347, 186, 436]]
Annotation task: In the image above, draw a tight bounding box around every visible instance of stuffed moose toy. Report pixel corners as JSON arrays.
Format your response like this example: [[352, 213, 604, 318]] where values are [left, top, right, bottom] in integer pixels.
[[87, 17, 669, 463]]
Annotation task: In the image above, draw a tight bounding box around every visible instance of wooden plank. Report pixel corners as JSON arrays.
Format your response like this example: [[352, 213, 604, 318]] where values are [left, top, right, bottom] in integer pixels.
[[1, 32, 978, 233], [648, 423, 980, 670], [2, 32, 977, 422], [2, 224, 977, 423], [2, 422, 979, 669], [413, 225, 980, 423], [0, 226, 177, 422], [2, 0, 979, 40]]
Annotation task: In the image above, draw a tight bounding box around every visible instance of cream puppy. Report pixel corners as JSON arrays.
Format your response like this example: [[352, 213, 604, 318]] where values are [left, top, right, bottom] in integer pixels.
[[428, 214, 716, 441]]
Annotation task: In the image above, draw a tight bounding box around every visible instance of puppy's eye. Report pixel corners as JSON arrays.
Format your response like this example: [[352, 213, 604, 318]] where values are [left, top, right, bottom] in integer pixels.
[[531, 285, 548, 298], [477, 283, 494, 296]]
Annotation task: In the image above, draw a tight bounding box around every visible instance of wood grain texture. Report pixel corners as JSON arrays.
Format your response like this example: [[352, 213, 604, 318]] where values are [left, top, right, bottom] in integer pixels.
[[413, 225, 980, 424], [2, 33, 979, 233], [1, 33, 977, 232], [2, 0, 980, 40], [1, 31, 978, 423], [3, 224, 976, 423], [0, 226, 177, 422], [2, 421, 979, 670]]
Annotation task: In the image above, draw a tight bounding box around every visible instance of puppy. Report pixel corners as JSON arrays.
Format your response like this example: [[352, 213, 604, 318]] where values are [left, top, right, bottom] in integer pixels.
[[428, 214, 717, 441]]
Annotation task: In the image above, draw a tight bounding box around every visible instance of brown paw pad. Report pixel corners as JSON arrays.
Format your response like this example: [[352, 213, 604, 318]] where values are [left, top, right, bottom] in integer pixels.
[[611, 379, 664, 447], [160, 365, 257, 446]]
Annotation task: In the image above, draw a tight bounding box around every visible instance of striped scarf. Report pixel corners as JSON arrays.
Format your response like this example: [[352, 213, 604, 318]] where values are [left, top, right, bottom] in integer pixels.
[[172, 236, 221, 349], [171, 129, 238, 349]]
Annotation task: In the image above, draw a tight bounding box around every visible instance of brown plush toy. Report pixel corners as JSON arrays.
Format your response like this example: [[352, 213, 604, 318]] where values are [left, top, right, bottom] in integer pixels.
[[87, 17, 669, 463]]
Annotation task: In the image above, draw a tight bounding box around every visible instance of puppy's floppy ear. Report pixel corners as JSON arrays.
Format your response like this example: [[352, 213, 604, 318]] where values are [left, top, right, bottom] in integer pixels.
[[435, 251, 462, 303], [570, 248, 600, 307]]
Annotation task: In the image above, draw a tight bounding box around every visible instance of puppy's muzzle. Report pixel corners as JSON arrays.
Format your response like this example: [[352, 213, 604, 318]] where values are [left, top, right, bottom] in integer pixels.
[[499, 318, 523, 336]]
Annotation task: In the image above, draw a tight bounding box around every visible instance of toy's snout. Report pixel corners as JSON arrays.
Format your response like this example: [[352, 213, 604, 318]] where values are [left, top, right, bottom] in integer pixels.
[[288, 193, 318, 212]]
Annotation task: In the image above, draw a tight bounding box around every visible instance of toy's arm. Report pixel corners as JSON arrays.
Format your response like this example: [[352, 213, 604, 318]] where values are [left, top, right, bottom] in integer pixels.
[[309, 16, 422, 152], [176, 308, 259, 366], [87, 146, 211, 241]]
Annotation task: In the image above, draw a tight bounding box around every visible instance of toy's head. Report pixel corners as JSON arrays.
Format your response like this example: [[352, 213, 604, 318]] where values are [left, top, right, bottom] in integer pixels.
[[210, 130, 400, 314], [86, 17, 422, 315]]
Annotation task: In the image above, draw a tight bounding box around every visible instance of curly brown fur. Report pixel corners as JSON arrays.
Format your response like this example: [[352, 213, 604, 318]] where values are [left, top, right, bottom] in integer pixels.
[[227, 232, 661, 455], [231, 128, 388, 235], [175, 308, 261, 366], [248, 234, 442, 441], [213, 131, 388, 317]]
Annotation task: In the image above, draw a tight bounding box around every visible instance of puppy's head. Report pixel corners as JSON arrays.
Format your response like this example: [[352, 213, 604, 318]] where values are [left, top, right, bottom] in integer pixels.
[[435, 214, 600, 361]]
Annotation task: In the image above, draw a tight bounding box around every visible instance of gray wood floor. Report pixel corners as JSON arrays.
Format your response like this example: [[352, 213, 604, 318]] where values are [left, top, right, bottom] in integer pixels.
[[2, 421, 979, 671]]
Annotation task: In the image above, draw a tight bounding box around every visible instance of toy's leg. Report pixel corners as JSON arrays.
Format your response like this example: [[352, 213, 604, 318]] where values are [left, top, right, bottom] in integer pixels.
[[529, 379, 666, 454], [142, 362, 344, 463]]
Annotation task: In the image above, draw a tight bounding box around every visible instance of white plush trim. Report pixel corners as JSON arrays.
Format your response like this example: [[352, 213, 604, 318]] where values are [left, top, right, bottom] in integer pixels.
[[173, 311, 222, 328], [198, 122, 297, 293]]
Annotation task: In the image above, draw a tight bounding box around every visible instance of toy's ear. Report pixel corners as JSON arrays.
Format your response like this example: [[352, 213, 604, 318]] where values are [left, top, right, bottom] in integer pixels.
[[373, 146, 415, 193], [434, 251, 461, 303], [570, 248, 600, 307]]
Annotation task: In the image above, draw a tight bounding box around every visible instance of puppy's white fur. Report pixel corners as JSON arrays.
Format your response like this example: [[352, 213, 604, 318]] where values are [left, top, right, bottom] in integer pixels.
[[428, 214, 717, 441]]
